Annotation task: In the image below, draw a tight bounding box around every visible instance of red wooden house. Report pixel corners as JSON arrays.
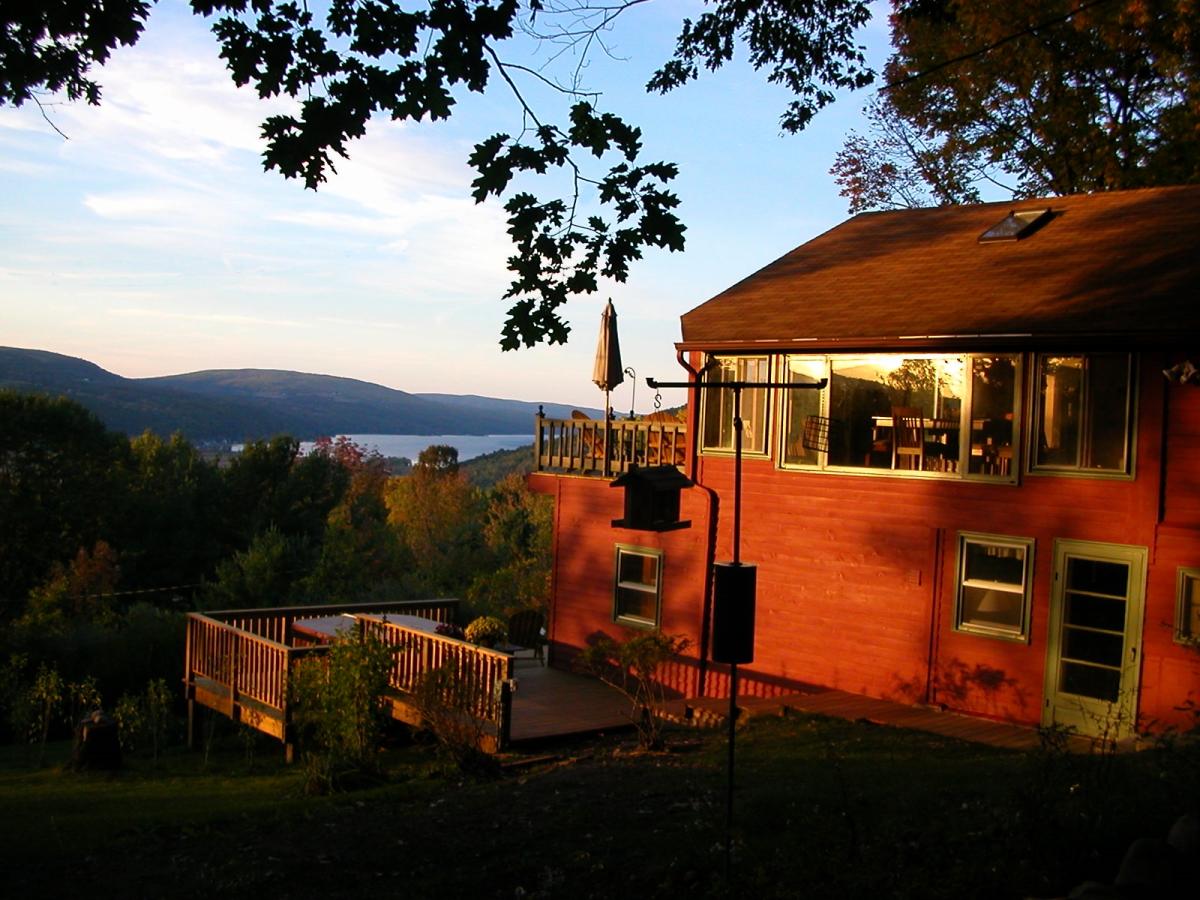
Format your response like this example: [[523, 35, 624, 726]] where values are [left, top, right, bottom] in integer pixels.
[[530, 185, 1200, 739]]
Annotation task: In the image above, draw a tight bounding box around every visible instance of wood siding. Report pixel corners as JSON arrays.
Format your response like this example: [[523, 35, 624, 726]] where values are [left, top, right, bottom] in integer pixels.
[[536, 353, 1200, 733]]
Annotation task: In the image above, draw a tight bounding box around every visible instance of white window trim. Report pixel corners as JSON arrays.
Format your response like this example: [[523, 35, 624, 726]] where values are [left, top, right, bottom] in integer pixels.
[[1027, 352, 1136, 479], [1175, 566, 1200, 646], [953, 531, 1035, 643], [774, 352, 1022, 484], [699, 355, 771, 457], [613, 544, 663, 630]]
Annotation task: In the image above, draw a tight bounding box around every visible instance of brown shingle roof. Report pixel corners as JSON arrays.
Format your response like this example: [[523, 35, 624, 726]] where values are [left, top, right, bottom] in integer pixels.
[[680, 185, 1200, 351]]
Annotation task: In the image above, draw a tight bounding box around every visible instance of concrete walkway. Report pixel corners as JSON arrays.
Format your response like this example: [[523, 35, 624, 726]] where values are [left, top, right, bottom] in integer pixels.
[[676, 688, 1073, 752]]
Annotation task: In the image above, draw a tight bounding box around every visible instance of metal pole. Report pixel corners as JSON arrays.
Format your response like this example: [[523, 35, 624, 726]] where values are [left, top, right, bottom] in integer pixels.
[[644, 372, 826, 883], [726, 384, 742, 876], [732, 385, 742, 565]]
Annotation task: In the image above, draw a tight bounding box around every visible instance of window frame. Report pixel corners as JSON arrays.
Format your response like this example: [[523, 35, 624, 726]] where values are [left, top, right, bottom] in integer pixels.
[[774, 352, 1021, 483], [952, 531, 1036, 643], [1027, 352, 1136, 479], [1175, 567, 1200, 646], [613, 544, 664, 630], [699, 355, 771, 456], [776, 354, 829, 469]]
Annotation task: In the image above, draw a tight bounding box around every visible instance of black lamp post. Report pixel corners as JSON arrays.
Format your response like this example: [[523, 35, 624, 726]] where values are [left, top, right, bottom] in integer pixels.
[[624, 366, 637, 418]]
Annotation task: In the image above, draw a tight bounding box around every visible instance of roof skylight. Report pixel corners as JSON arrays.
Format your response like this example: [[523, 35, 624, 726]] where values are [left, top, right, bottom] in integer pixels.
[[978, 208, 1053, 243]]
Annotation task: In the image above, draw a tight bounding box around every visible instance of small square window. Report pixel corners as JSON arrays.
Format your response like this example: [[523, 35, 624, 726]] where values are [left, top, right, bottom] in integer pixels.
[[1175, 568, 1200, 646], [614, 545, 663, 629], [954, 533, 1034, 641]]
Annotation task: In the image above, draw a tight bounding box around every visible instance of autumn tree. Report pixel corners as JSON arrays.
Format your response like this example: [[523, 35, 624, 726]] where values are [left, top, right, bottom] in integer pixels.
[[466, 472, 553, 616], [0, 391, 128, 612], [119, 431, 224, 593], [220, 435, 349, 551], [20, 541, 123, 632], [833, 0, 1200, 212], [304, 441, 405, 602], [386, 445, 484, 595], [3, 0, 874, 347]]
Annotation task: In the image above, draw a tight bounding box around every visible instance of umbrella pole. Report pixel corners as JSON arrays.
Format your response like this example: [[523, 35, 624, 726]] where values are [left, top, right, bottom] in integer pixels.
[[603, 389, 611, 477]]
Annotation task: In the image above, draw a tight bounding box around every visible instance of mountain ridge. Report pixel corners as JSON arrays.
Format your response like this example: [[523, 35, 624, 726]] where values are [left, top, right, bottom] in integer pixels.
[[0, 347, 602, 441]]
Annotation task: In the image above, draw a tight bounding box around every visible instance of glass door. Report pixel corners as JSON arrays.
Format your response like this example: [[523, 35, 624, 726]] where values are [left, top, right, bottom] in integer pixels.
[[1043, 540, 1146, 739]]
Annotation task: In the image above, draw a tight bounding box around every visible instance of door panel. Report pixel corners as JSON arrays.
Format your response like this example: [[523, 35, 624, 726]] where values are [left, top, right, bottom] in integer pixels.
[[1043, 540, 1146, 738]]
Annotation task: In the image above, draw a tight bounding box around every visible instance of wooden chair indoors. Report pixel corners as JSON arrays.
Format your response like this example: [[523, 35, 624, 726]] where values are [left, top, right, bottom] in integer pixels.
[[507, 609, 546, 665], [891, 407, 925, 470]]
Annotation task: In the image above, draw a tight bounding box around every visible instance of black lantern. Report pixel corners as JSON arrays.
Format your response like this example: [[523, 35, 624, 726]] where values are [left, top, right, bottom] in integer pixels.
[[610, 465, 692, 531]]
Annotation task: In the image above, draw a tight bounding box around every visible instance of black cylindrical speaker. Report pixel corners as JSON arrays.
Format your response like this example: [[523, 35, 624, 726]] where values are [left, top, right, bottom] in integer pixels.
[[711, 561, 756, 664]]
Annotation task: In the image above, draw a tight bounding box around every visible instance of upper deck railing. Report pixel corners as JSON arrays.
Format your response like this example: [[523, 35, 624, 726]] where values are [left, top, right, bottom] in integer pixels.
[[534, 412, 687, 476]]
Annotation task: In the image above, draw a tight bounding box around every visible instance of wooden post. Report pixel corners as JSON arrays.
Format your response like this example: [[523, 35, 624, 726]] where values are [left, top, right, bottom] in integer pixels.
[[497, 678, 514, 752], [187, 698, 195, 750], [184, 616, 195, 750], [229, 634, 240, 723]]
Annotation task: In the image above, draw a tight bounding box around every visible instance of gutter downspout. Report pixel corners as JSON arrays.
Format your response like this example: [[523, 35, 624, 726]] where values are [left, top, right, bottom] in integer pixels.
[[676, 348, 720, 698]]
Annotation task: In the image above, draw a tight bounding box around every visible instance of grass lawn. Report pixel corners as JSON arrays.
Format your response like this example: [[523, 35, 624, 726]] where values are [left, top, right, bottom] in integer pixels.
[[4, 713, 1196, 899]]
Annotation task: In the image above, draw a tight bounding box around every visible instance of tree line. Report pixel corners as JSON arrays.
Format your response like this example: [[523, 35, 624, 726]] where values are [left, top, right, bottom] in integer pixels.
[[0, 389, 551, 742]]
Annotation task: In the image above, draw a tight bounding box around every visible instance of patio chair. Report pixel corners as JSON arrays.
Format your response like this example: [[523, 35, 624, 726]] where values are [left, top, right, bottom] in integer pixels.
[[507, 609, 546, 665], [891, 407, 924, 470]]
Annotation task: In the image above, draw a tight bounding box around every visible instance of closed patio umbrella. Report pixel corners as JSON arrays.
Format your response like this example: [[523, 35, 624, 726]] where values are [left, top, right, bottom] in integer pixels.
[[593, 299, 624, 394], [592, 299, 624, 475]]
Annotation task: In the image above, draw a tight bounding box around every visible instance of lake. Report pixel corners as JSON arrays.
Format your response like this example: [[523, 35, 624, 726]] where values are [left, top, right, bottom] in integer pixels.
[[298, 434, 533, 462]]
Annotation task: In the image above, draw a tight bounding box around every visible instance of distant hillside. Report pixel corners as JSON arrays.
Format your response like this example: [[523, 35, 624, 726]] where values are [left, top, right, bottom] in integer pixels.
[[461, 444, 535, 486], [0, 347, 603, 442]]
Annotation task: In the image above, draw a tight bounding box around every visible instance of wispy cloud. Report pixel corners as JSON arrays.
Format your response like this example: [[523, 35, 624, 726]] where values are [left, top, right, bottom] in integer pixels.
[[107, 307, 310, 328]]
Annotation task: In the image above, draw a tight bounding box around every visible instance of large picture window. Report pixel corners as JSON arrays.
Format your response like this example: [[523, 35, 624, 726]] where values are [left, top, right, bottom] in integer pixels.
[[954, 533, 1035, 641], [1032, 353, 1133, 474], [614, 545, 663, 629], [701, 356, 769, 454], [778, 352, 1019, 479]]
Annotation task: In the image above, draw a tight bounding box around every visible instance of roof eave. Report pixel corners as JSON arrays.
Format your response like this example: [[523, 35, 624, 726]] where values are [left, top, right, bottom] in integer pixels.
[[675, 331, 1189, 354]]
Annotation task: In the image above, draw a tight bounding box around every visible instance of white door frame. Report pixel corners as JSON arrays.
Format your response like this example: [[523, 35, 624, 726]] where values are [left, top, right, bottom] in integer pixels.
[[1042, 539, 1147, 739]]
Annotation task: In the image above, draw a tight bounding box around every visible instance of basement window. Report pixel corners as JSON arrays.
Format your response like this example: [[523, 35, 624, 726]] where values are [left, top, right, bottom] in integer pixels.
[[613, 545, 663, 630], [954, 533, 1035, 642], [978, 208, 1052, 242], [1176, 568, 1200, 646]]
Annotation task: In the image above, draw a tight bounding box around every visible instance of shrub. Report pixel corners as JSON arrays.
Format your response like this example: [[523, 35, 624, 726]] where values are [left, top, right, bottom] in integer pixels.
[[464, 616, 507, 648], [289, 633, 394, 793], [113, 692, 144, 753], [577, 632, 690, 750], [412, 661, 501, 779]]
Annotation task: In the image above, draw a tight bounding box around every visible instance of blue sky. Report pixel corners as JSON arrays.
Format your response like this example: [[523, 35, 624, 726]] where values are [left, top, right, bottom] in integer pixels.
[[0, 1, 890, 411]]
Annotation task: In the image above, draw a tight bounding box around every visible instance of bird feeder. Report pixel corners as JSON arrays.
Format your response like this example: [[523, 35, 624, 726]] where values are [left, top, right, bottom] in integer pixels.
[[610, 464, 692, 531]]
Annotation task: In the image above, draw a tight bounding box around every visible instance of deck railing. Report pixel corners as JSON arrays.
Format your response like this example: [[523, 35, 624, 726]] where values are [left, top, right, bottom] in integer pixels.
[[184, 599, 515, 755], [535, 414, 687, 475], [360, 615, 515, 744], [203, 598, 457, 644]]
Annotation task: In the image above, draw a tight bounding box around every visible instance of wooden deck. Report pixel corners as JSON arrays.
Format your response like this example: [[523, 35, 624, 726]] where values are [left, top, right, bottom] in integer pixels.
[[509, 663, 634, 742], [535, 414, 687, 476], [678, 688, 1093, 752]]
